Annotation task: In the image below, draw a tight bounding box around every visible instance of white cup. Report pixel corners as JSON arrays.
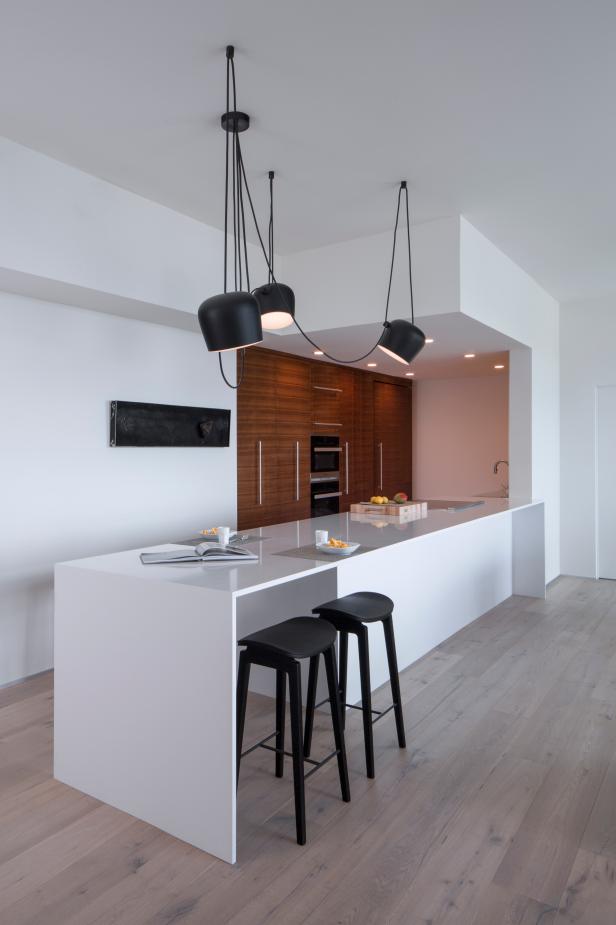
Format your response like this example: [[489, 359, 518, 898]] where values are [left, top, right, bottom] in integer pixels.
[[217, 526, 231, 547], [315, 529, 328, 547]]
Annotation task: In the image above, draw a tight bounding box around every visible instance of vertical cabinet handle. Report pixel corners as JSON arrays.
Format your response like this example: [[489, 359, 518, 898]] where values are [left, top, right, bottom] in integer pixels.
[[378, 442, 383, 492], [295, 441, 300, 501], [345, 441, 349, 495], [257, 440, 263, 505]]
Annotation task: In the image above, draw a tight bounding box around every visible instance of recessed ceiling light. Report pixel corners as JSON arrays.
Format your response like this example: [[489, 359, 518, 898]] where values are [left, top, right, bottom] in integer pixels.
[[313, 350, 324, 356], [464, 353, 476, 358], [367, 362, 377, 367], [425, 338, 434, 344], [494, 364, 505, 369], [405, 372, 414, 376]]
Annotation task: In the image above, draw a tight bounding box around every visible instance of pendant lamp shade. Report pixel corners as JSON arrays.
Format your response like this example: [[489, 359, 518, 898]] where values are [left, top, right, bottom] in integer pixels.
[[253, 282, 295, 330], [198, 291, 263, 352], [378, 319, 426, 365]]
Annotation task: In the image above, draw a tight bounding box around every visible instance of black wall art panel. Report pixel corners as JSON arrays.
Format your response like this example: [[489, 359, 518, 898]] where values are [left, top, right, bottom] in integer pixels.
[[110, 400, 231, 448]]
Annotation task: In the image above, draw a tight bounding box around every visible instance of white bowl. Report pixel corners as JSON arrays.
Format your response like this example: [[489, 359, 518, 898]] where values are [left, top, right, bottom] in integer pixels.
[[316, 541, 360, 557]]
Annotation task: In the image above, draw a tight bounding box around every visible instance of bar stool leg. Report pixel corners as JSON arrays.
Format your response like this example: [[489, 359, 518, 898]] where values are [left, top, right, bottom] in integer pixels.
[[323, 645, 351, 802], [303, 656, 319, 758], [288, 660, 306, 846], [236, 650, 251, 786], [338, 630, 349, 730], [383, 615, 406, 749], [275, 669, 286, 777], [357, 625, 375, 779]]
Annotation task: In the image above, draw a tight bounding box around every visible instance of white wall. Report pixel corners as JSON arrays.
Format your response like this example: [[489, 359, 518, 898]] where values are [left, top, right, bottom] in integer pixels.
[[0, 136, 262, 327], [281, 216, 460, 332], [560, 296, 616, 577], [0, 139, 251, 685], [412, 374, 509, 499], [0, 295, 236, 685], [459, 219, 560, 582]]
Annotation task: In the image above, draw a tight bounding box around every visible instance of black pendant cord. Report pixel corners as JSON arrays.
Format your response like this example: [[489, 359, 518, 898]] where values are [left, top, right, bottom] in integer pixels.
[[218, 49, 249, 389], [268, 171, 274, 283], [404, 183, 415, 325], [238, 144, 408, 365], [218, 348, 245, 388], [384, 183, 403, 324], [223, 55, 230, 294]]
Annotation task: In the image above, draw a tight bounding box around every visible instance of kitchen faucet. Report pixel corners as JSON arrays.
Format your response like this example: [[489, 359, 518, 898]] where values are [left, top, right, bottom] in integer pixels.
[[493, 459, 509, 475]]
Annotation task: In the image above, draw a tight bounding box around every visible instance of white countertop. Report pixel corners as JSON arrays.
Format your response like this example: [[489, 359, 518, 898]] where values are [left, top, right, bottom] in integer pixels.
[[58, 497, 541, 598]]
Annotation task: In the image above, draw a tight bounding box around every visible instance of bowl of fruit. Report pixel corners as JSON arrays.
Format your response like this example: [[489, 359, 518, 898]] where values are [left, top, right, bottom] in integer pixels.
[[316, 537, 360, 557]]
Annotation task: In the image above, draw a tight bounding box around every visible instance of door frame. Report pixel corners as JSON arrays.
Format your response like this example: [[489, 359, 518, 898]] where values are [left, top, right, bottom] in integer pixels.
[[594, 384, 616, 580]]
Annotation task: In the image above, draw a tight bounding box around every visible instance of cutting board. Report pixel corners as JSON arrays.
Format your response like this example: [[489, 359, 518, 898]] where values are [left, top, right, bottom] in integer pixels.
[[350, 501, 428, 518]]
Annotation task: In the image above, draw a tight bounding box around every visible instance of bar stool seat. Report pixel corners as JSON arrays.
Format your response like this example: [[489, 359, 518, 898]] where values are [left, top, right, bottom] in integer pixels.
[[312, 591, 394, 623], [236, 617, 350, 847], [239, 617, 337, 659], [304, 591, 406, 779]]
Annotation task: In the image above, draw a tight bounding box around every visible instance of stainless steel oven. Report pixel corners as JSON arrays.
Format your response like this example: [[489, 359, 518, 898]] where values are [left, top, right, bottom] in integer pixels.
[[311, 435, 341, 476], [310, 477, 341, 518]]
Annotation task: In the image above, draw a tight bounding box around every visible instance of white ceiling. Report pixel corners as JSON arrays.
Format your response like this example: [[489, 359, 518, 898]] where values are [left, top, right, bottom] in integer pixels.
[[1, 1, 615, 302], [261, 313, 518, 380]]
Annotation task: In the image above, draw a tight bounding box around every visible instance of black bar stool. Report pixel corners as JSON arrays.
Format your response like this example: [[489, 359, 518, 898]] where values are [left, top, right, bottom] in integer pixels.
[[304, 592, 406, 779], [236, 617, 350, 846]]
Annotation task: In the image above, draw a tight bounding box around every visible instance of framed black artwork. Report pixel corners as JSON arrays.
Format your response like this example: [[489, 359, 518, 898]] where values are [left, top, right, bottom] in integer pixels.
[[110, 401, 231, 448]]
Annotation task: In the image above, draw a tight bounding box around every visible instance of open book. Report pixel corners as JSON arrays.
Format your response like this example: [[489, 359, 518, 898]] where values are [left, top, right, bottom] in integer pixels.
[[140, 542, 258, 565]]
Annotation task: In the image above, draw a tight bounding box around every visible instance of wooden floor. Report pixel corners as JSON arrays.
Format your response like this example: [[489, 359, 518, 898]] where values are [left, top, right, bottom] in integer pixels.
[[2, 577, 616, 924]]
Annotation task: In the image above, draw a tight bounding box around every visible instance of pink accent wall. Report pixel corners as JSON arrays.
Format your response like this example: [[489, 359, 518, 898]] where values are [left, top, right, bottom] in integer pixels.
[[412, 374, 509, 498]]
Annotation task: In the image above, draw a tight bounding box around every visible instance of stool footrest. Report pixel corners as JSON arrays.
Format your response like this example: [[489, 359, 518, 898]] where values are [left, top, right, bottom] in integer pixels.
[[371, 703, 396, 724], [241, 731, 341, 776], [304, 749, 340, 779], [241, 731, 277, 759], [313, 697, 397, 725]]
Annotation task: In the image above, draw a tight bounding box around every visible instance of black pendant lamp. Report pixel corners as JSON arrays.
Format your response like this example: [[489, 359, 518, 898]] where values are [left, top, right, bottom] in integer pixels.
[[198, 47, 263, 361], [252, 171, 295, 331], [377, 181, 426, 366]]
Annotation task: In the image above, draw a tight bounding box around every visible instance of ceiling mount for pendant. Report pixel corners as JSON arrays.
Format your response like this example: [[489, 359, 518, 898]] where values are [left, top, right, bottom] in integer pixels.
[[220, 49, 250, 133], [220, 111, 250, 133]]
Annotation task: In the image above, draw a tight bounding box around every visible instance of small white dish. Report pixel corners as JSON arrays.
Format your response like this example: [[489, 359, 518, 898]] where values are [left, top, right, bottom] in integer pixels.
[[316, 542, 360, 557]]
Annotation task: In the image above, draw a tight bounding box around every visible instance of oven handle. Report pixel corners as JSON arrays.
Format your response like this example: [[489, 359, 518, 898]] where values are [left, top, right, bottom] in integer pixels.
[[312, 446, 342, 452], [313, 491, 342, 500]]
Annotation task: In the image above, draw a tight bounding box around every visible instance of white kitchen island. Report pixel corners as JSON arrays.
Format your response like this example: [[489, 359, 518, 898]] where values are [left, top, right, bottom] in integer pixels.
[[54, 498, 545, 863]]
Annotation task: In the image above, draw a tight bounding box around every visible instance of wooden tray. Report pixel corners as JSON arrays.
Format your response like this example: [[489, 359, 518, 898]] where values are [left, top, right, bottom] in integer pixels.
[[350, 501, 428, 518]]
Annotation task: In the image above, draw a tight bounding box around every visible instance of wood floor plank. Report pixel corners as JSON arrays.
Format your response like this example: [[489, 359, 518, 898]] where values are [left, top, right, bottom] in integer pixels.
[[0, 690, 54, 738], [0, 671, 53, 710], [0, 822, 166, 925], [469, 884, 557, 925], [0, 780, 101, 866], [580, 737, 616, 859], [381, 757, 546, 925], [493, 696, 616, 906], [61, 840, 219, 925], [0, 804, 135, 912], [2, 577, 616, 924], [555, 848, 616, 923]]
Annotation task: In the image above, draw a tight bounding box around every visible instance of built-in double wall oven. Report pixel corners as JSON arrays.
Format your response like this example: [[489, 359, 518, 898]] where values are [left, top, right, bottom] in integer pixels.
[[310, 435, 341, 517]]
